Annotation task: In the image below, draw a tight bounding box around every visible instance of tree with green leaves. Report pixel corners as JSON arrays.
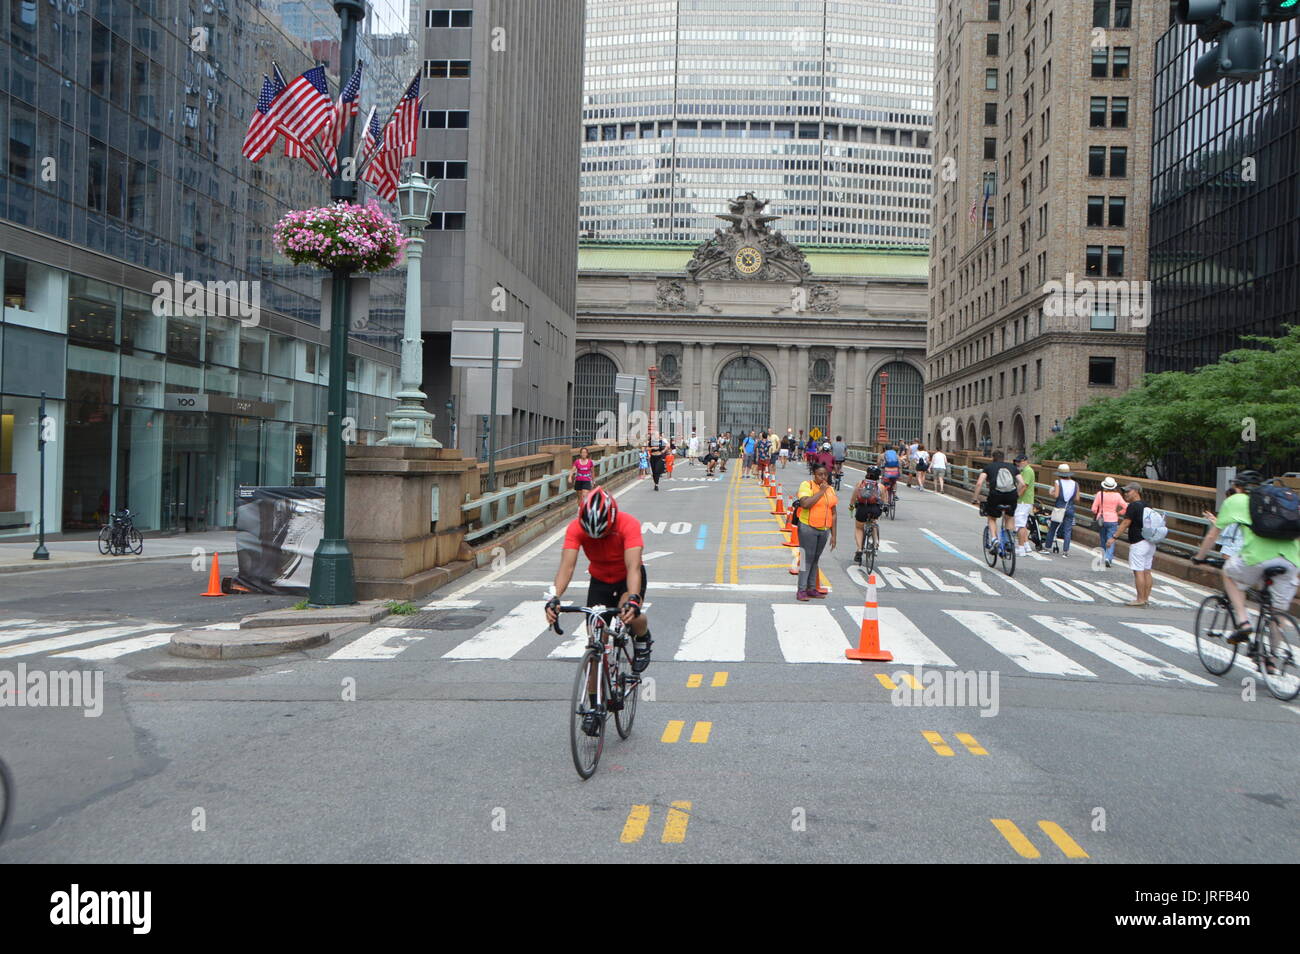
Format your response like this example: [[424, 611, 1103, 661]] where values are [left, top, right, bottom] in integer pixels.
[[1033, 325, 1300, 479]]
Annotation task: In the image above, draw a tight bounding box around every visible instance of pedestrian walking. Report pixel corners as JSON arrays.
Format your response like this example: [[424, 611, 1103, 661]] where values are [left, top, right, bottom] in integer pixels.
[[648, 438, 666, 491], [914, 443, 930, 492], [906, 439, 921, 487], [570, 446, 596, 506], [718, 432, 730, 473], [638, 446, 649, 480], [1043, 463, 1079, 556], [687, 431, 699, 466], [1115, 483, 1154, 606], [929, 448, 948, 494], [756, 431, 772, 478], [1013, 454, 1036, 555], [793, 463, 837, 601], [1091, 476, 1126, 568], [743, 430, 757, 478], [665, 439, 676, 477]]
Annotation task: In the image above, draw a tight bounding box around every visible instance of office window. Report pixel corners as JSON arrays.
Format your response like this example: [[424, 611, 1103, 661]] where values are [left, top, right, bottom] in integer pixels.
[[987, 33, 999, 55], [1108, 196, 1126, 226], [986, 69, 999, 90], [1091, 303, 1117, 330], [984, 137, 997, 160], [1112, 48, 1130, 78], [1088, 356, 1117, 386], [1093, 0, 1109, 27], [426, 9, 472, 27], [1090, 97, 1107, 127], [1035, 359, 1042, 389], [1111, 97, 1128, 127], [985, 102, 998, 124], [989, 0, 1001, 20], [1092, 49, 1109, 78], [1115, 0, 1132, 28], [1087, 195, 1104, 227], [1110, 146, 1128, 177], [1107, 246, 1125, 276], [428, 212, 467, 230], [1086, 245, 1103, 276], [1089, 145, 1106, 176], [421, 160, 468, 180]]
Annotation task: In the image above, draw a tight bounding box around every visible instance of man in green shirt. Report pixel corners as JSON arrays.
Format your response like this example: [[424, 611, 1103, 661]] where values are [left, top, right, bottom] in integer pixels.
[[1192, 470, 1300, 642], [1013, 454, 1036, 556]]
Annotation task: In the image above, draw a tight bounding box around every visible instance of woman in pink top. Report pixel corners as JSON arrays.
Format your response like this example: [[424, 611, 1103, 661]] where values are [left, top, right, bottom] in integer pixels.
[[1091, 475, 1127, 569], [571, 447, 596, 506]]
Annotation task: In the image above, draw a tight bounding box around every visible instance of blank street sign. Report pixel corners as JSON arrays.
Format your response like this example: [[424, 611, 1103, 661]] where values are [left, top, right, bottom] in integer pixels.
[[450, 322, 525, 368]]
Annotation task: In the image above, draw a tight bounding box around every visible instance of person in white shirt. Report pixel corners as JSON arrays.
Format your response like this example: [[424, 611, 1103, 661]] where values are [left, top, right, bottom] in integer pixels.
[[929, 449, 949, 494], [914, 444, 931, 492], [906, 441, 920, 486], [1043, 463, 1079, 557], [687, 431, 699, 465]]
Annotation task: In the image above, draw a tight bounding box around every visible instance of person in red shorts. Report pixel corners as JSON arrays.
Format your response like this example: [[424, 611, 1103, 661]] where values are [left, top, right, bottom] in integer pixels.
[[544, 487, 652, 674]]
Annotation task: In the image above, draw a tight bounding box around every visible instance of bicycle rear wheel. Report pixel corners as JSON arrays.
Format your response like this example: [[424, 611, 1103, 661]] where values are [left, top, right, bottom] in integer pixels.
[[888, 495, 896, 520], [1193, 594, 1238, 676], [1000, 531, 1016, 576], [0, 756, 12, 844], [570, 650, 604, 779], [614, 639, 638, 739], [1259, 611, 1300, 702], [127, 528, 143, 555], [982, 526, 998, 567], [863, 524, 880, 575], [97, 527, 112, 555]]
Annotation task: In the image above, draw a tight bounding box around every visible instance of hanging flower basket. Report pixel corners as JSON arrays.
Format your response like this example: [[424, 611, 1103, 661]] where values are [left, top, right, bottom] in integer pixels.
[[273, 200, 408, 273]]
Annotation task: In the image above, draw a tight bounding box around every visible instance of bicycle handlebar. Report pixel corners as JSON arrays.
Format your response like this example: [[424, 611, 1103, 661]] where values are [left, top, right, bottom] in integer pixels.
[[549, 604, 610, 637]]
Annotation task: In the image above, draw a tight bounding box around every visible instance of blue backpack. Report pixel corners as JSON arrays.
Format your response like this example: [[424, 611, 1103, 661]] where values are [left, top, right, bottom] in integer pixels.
[[1249, 483, 1300, 540]]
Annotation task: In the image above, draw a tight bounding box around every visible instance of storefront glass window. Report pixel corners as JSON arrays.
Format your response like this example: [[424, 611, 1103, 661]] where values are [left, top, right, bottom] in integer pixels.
[[3, 256, 67, 332], [63, 354, 116, 529], [3, 325, 67, 398], [205, 317, 239, 368], [121, 351, 165, 408], [117, 407, 162, 530], [166, 312, 202, 363], [165, 360, 201, 394], [0, 395, 64, 537], [68, 275, 119, 351], [121, 288, 164, 352], [205, 365, 237, 397]]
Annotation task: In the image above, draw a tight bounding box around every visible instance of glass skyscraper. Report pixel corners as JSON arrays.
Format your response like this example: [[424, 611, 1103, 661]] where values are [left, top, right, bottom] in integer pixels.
[[580, 0, 935, 245]]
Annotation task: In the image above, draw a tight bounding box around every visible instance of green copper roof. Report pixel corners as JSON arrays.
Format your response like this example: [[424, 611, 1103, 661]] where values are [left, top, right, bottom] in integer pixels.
[[577, 240, 929, 280]]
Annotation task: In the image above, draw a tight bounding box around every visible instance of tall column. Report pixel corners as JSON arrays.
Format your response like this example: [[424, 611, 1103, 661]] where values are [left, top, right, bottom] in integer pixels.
[[775, 344, 791, 428], [831, 346, 849, 441], [698, 342, 713, 434], [850, 346, 868, 442], [793, 345, 809, 438]]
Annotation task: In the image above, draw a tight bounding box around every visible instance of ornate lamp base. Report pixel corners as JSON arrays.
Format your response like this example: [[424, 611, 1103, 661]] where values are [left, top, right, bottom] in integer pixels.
[[381, 395, 441, 447]]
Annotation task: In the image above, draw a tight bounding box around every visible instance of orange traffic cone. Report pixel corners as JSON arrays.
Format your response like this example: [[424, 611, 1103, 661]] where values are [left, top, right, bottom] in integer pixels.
[[201, 553, 225, 597], [782, 521, 799, 547], [772, 494, 786, 516], [846, 573, 893, 661], [789, 547, 801, 575]]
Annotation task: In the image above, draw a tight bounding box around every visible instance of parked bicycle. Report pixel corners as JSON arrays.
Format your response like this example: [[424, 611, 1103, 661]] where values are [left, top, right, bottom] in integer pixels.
[[97, 509, 143, 556], [551, 603, 640, 779], [1192, 556, 1299, 701]]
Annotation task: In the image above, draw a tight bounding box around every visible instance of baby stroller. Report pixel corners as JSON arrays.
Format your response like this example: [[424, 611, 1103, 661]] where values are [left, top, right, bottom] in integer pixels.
[[1026, 504, 1059, 553]]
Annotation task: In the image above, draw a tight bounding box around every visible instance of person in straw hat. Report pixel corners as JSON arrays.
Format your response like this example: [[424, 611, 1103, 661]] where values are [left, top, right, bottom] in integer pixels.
[[1044, 463, 1080, 557], [1090, 475, 1127, 569]]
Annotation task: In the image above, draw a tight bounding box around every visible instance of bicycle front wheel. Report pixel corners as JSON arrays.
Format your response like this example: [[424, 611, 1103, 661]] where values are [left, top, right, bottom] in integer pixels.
[[614, 641, 638, 739], [97, 527, 112, 555], [570, 650, 604, 779], [127, 528, 143, 555], [0, 756, 12, 844], [1259, 611, 1300, 702], [1194, 595, 1237, 676]]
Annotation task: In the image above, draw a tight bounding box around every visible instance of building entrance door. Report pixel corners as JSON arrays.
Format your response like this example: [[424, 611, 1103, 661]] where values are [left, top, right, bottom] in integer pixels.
[[163, 451, 213, 532]]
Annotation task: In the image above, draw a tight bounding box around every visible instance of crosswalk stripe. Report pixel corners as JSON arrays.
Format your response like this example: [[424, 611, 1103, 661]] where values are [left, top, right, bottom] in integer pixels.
[[844, 605, 957, 667], [674, 603, 746, 661], [771, 604, 853, 664], [548, 632, 589, 658], [946, 611, 1095, 677], [1031, 615, 1214, 687], [442, 601, 546, 660], [328, 626, 426, 660], [0, 624, 178, 659], [0, 621, 105, 646], [54, 631, 176, 660], [1118, 622, 1248, 675]]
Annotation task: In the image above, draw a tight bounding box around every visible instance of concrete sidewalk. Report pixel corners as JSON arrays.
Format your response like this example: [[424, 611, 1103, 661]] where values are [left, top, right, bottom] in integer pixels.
[[0, 531, 237, 573]]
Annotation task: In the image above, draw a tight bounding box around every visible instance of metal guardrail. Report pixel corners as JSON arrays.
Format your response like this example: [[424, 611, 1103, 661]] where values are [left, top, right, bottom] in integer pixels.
[[460, 448, 638, 543], [844, 449, 1214, 557]]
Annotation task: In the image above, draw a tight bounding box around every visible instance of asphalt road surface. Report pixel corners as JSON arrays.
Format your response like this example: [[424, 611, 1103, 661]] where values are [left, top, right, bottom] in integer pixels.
[[2, 459, 1297, 863]]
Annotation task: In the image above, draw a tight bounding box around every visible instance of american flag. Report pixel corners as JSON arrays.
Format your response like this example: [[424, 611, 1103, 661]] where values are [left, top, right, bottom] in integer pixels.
[[389, 76, 421, 155], [274, 65, 334, 151], [324, 62, 363, 169], [242, 74, 286, 161], [361, 112, 401, 202]]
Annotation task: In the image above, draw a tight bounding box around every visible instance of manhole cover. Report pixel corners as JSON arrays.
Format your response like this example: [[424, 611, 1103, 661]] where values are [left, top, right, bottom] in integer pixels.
[[388, 612, 490, 630], [127, 666, 258, 682]]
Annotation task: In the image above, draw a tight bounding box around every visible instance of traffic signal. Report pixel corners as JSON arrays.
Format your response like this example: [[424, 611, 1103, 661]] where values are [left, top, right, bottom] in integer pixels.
[[1177, 0, 1267, 87]]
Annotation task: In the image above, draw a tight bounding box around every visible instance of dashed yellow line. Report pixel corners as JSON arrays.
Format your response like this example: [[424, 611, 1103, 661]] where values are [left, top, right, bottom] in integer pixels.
[[710, 671, 728, 687], [922, 730, 955, 756], [1038, 821, 1089, 858], [686, 673, 703, 688], [875, 673, 897, 690], [662, 801, 692, 843], [956, 732, 988, 755], [991, 819, 1041, 858], [689, 721, 712, 743], [900, 672, 922, 690], [620, 805, 651, 843], [661, 720, 685, 743]]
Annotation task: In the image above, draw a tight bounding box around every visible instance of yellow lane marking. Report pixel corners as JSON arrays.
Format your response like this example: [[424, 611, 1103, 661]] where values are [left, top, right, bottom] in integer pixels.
[[922, 730, 955, 756], [900, 672, 923, 690], [956, 732, 988, 755], [711, 671, 728, 686], [620, 805, 651, 843], [991, 819, 1041, 858], [875, 673, 897, 690], [741, 529, 781, 534], [690, 721, 712, 743], [741, 563, 790, 569], [817, 569, 831, 591], [740, 517, 778, 523], [661, 720, 685, 743], [1038, 821, 1089, 858], [662, 801, 692, 843], [742, 545, 790, 550], [686, 673, 703, 688], [713, 467, 735, 583], [730, 501, 740, 584]]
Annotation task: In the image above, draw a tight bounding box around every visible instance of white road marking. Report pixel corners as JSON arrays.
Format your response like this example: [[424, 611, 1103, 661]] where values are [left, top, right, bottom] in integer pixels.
[[0, 624, 180, 659], [1040, 578, 1094, 602], [443, 601, 547, 660], [1119, 622, 1249, 676], [501, 580, 797, 593], [328, 626, 427, 661], [771, 604, 853, 664], [420, 599, 482, 610], [666, 486, 704, 492], [843, 605, 957, 667], [674, 602, 746, 661], [641, 551, 672, 562], [55, 631, 177, 660], [921, 530, 1049, 602], [0, 621, 105, 646], [1031, 615, 1214, 687], [945, 610, 1094, 677]]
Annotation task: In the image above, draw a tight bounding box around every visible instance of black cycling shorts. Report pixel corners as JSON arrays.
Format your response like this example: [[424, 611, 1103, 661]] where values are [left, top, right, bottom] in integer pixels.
[[982, 492, 1017, 517], [586, 564, 648, 610], [855, 503, 883, 523]]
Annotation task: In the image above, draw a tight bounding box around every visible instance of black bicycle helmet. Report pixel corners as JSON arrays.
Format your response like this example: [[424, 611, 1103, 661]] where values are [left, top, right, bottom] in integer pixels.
[[866, 465, 881, 479], [1234, 469, 1265, 487]]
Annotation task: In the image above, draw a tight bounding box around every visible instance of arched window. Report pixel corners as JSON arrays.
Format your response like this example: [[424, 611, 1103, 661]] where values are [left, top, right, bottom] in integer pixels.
[[573, 353, 618, 445], [718, 356, 772, 439], [869, 362, 923, 445]]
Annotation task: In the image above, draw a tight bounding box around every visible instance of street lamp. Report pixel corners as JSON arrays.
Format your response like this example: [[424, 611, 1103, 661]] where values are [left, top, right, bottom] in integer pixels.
[[381, 171, 440, 447]]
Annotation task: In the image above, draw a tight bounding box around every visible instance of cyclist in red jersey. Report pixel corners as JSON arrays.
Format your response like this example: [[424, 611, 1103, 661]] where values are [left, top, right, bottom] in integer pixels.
[[544, 487, 653, 673]]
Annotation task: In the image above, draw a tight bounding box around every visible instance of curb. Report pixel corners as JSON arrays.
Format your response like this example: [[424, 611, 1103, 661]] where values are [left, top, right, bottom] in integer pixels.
[[169, 625, 332, 659], [0, 548, 238, 574], [239, 600, 392, 629]]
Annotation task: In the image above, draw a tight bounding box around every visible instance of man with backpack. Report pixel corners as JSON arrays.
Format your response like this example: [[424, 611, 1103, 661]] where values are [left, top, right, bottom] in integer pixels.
[[1115, 483, 1164, 607], [1191, 470, 1300, 643], [849, 465, 886, 565], [971, 450, 1024, 555]]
